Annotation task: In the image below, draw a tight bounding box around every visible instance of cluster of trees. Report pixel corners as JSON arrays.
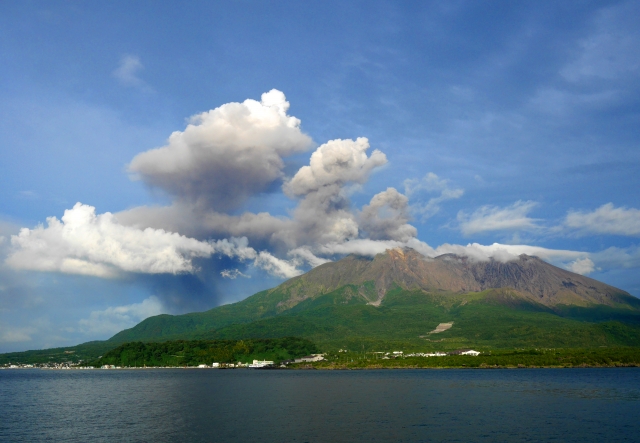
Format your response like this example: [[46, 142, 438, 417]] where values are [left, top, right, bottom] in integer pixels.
[[91, 337, 318, 367]]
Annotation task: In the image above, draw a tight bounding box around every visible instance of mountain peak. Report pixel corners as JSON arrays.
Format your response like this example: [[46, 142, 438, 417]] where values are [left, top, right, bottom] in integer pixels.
[[271, 248, 633, 310]]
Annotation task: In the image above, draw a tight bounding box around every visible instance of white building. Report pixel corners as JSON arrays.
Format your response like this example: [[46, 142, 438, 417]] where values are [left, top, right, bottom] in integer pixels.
[[448, 349, 481, 356], [294, 354, 325, 363], [460, 350, 481, 356], [248, 360, 274, 368]]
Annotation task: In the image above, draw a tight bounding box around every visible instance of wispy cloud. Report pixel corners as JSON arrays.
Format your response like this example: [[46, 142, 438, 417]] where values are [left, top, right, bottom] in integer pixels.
[[79, 296, 165, 335], [113, 55, 152, 91], [404, 173, 464, 221], [564, 203, 640, 237], [220, 269, 250, 279], [561, 2, 640, 83], [457, 200, 540, 236], [18, 190, 38, 199], [591, 245, 640, 270], [0, 326, 36, 343]]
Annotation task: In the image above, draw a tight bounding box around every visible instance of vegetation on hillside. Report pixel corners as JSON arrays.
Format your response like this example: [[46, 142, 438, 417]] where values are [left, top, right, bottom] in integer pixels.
[[0, 341, 116, 365], [313, 348, 640, 369], [174, 287, 640, 351]]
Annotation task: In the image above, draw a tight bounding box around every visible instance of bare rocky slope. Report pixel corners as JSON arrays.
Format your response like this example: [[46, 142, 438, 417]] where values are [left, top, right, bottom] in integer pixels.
[[273, 248, 635, 309]]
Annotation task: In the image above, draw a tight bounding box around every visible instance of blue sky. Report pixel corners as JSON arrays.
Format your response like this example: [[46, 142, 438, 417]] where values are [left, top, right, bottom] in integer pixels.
[[1, 1, 639, 352]]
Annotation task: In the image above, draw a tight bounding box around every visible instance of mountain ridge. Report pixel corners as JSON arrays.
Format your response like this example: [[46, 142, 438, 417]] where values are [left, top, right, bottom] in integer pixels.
[[268, 248, 635, 308]]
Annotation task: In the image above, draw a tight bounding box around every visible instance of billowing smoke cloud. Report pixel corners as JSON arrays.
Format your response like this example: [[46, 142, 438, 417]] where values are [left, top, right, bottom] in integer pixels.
[[116, 202, 290, 247], [280, 137, 388, 247], [284, 137, 386, 196], [129, 89, 312, 212], [359, 188, 416, 241]]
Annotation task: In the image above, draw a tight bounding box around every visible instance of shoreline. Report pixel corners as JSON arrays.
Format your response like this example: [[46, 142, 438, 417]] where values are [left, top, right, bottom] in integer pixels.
[[4, 363, 640, 371]]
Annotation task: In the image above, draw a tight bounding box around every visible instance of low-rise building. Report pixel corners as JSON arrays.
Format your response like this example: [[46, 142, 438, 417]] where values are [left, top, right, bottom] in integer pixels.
[[294, 354, 325, 363], [248, 360, 274, 368], [448, 349, 481, 356]]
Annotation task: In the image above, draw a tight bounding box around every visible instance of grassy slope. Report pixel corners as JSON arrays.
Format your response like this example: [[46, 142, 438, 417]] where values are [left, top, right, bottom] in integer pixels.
[[107, 288, 291, 343]]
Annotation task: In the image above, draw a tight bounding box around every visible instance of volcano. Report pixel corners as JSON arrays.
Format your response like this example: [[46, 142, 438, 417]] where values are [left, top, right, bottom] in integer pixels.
[[109, 248, 640, 349]]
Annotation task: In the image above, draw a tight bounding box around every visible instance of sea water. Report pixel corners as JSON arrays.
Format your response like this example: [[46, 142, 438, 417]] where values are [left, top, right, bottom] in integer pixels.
[[1, 368, 638, 442]]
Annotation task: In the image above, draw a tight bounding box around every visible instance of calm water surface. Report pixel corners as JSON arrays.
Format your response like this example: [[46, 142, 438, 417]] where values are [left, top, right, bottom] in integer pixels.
[[1, 368, 639, 442]]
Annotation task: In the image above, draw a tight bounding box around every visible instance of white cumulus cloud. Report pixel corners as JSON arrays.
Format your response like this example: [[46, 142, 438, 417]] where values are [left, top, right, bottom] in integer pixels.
[[6, 203, 215, 277], [568, 257, 596, 275]]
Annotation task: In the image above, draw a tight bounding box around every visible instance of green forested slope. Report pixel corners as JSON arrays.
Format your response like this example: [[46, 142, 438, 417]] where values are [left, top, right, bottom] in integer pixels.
[[198, 288, 640, 350], [92, 337, 318, 367], [109, 284, 640, 351]]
